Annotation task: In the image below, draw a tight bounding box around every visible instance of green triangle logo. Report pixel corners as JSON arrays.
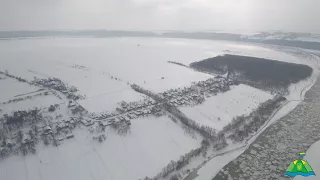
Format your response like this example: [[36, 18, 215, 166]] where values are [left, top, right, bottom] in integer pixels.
[[284, 152, 315, 177]]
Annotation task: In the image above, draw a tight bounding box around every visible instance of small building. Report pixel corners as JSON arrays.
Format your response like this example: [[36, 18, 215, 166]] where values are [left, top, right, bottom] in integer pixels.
[[108, 118, 116, 123], [136, 110, 143, 115], [133, 111, 139, 116], [22, 135, 33, 145], [66, 133, 74, 139], [99, 121, 109, 127], [127, 113, 136, 119], [6, 139, 14, 147], [68, 100, 76, 107], [43, 126, 52, 133], [56, 123, 67, 131], [124, 116, 130, 121], [70, 119, 75, 125], [80, 118, 94, 126]]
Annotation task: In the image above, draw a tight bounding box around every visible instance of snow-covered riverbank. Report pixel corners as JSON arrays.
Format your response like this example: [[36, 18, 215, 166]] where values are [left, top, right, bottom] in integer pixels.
[[183, 48, 320, 180], [210, 54, 320, 179]]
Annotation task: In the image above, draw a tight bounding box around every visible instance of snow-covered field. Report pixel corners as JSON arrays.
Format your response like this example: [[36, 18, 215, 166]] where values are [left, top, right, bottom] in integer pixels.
[[0, 37, 305, 87], [0, 116, 201, 180], [180, 49, 320, 180], [180, 84, 273, 131], [0, 95, 62, 113], [0, 38, 213, 92], [0, 77, 39, 103], [0, 37, 307, 113], [0, 77, 63, 114], [1, 37, 319, 180]]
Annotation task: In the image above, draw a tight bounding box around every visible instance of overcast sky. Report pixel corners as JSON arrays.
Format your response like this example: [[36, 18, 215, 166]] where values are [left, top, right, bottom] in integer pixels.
[[0, 0, 319, 33]]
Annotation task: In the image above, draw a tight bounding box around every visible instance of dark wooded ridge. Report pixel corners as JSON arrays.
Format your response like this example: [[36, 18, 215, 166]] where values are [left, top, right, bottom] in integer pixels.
[[190, 54, 313, 93]]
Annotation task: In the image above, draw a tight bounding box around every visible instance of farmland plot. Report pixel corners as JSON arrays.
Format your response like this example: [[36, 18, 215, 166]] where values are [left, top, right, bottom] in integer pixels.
[[179, 84, 274, 131], [0, 116, 201, 180]]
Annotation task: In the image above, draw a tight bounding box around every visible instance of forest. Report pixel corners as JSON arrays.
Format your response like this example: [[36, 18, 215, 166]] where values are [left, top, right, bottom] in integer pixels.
[[190, 54, 313, 93]]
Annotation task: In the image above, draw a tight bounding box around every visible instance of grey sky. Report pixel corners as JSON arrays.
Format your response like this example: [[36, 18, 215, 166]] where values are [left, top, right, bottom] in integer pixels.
[[0, 0, 319, 33]]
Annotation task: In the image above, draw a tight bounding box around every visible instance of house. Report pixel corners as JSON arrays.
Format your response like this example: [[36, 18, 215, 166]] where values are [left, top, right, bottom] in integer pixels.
[[124, 116, 130, 121], [136, 110, 143, 115], [70, 119, 75, 125], [68, 100, 76, 107], [66, 133, 74, 139], [128, 113, 136, 119], [22, 135, 32, 145], [141, 109, 148, 114], [136, 103, 143, 108], [108, 118, 116, 123], [99, 121, 111, 127], [114, 117, 121, 123], [127, 106, 133, 111], [43, 126, 52, 133], [131, 104, 138, 109], [132, 113, 138, 118], [210, 88, 219, 93], [81, 119, 94, 126], [133, 111, 139, 116], [6, 139, 14, 147], [56, 122, 67, 131]]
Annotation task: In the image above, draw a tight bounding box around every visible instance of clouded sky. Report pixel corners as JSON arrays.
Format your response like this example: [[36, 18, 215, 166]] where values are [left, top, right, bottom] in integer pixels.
[[1, 0, 319, 33]]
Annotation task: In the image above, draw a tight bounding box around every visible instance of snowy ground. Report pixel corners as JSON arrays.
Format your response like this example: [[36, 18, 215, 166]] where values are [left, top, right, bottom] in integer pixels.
[[1, 37, 319, 180], [0, 116, 201, 180], [0, 95, 62, 113], [0, 37, 310, 113], [180, 49, 320, 180], [210, 64, 320, 180], [0, 77, 39, 103], [0, 77, 63, 115], [180, 84, 273, 131], [194, 147, 244, 180], [0, 37, 306, 91]]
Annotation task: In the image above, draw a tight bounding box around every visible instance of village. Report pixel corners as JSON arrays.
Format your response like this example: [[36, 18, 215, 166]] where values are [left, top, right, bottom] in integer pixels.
[[87, 76, 237, 127], [0, 75, 238, 160], [161, 76, 237, 107], [31, 77, 85, 101]]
